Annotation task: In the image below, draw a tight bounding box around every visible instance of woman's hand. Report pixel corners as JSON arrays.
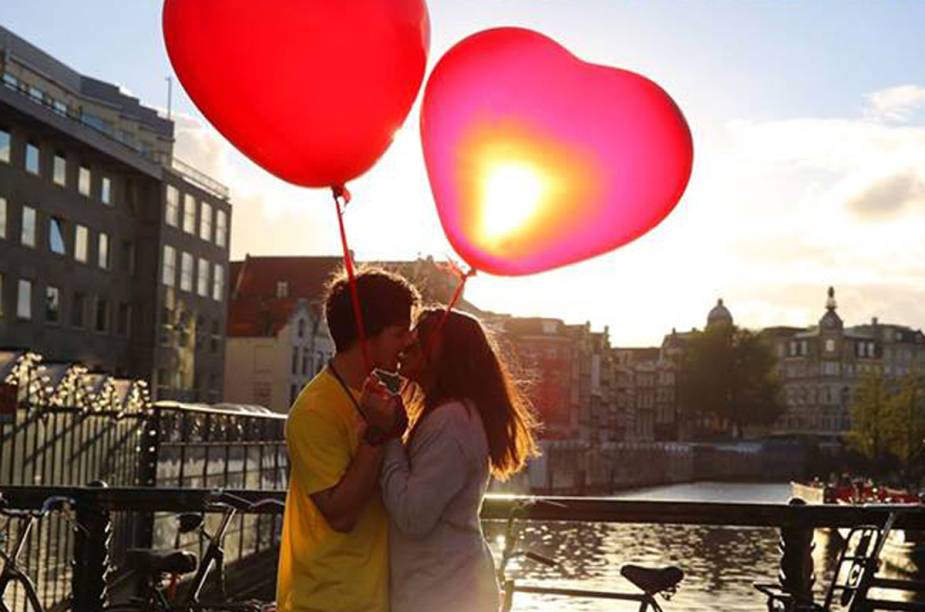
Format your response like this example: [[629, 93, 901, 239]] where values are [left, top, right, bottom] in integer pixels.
[[360, 377, 399, 431]]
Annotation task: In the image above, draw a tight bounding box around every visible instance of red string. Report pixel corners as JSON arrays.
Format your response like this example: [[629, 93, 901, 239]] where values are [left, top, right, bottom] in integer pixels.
[[332, 185, 372, 374], [424, 265, 476, 359]]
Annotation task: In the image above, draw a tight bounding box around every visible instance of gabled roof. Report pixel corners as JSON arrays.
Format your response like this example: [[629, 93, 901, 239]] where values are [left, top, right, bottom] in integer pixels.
[[227, 255, 483, 338]]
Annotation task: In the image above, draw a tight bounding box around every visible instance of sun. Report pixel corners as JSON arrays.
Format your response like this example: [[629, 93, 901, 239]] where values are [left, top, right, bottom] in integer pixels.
[[479, 161, 549, 244]]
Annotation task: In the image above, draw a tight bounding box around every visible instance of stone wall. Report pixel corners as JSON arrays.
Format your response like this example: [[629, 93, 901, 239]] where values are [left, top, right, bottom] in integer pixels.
[[520, 439, 807, 495]]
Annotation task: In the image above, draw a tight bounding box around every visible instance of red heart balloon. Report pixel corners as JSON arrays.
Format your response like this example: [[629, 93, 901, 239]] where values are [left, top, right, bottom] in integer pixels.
[[421, 28, 693, 276], [163, 0, 430, 188]]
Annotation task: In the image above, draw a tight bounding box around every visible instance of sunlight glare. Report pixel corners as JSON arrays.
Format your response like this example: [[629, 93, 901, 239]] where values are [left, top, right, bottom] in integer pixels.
[[480, 161, 549, 243]]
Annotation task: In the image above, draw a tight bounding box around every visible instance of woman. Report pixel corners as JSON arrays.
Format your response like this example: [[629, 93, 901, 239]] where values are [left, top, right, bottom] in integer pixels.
[[379, 308, 539, 612]]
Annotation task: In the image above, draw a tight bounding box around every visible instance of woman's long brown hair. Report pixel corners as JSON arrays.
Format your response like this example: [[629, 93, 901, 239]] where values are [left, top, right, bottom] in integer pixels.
[[409, 308, 539, 480]]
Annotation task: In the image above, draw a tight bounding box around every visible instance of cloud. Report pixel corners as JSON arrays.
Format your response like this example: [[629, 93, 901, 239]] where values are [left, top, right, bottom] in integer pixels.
[[846, 171, 925, 218], [171, 112, 231, 182], [865, 85, 925, 122]]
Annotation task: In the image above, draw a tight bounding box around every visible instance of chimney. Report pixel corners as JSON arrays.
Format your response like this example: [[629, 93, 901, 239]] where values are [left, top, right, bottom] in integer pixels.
[[872, 317, 879, 326]]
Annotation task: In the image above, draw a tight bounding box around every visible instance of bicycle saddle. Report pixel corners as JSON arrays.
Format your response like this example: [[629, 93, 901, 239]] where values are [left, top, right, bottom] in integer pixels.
[[125, 548, 198, 575], [620, 564, 684, 595]]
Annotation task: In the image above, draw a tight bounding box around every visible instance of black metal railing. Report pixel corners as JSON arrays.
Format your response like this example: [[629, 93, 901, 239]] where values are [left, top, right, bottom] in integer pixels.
[[0, 351, 287, 612], [3, 486, 925, 612]]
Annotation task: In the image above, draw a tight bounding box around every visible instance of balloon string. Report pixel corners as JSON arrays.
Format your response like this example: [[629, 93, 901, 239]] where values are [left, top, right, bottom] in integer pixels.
[[424, 265, 476, 359], [332, 185, 372, 374]]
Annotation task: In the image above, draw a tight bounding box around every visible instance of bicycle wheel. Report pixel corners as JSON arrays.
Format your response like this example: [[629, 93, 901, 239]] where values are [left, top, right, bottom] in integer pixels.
[[6, 577, 44, 612]]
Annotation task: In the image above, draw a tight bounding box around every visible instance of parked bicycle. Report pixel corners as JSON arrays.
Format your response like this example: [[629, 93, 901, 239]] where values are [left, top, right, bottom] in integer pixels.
[[497, 498, 684, 611], [0, 493, 81, 612], [104, 491, 282, 612], [755, 510, 925, 611]]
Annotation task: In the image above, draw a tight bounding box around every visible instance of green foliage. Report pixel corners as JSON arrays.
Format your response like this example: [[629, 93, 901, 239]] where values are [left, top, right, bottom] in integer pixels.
[[679, 324, 784, 434], [849, 369, 925, 479]]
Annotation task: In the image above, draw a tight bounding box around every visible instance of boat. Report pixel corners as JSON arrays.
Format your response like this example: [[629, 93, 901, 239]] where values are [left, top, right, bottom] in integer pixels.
[[791, 480, 925, 575]]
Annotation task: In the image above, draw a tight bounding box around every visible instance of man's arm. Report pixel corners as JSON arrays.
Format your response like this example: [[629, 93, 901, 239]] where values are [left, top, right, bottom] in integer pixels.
[[310, 438, 384, 533], [309, 380, 400, 533]]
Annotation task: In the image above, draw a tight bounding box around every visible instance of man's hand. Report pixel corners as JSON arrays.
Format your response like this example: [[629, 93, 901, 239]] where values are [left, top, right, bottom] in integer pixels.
[[360, 377, 399, 431]]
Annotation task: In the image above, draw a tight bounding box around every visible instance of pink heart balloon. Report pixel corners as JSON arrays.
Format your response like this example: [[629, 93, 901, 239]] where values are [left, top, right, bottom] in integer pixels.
[[421, 27, 694, 276]]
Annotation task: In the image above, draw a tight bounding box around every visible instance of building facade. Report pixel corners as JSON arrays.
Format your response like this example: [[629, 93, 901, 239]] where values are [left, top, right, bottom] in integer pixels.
[[223, 256, 473, 413], [0, 26, 230, 401], [770, 288, 925, 438]]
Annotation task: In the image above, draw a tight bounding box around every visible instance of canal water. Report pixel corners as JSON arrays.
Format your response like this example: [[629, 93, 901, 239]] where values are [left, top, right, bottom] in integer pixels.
[[484, 481, 868, 611]]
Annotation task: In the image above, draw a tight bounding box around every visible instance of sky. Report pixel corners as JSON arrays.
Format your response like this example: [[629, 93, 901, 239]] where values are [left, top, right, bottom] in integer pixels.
[[2, 1, 925, 346]]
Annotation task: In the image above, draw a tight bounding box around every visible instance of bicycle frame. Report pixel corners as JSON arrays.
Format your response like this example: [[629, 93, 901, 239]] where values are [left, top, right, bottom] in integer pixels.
[[182, 504, 238, 606], [0, 515, 45, 612], [496, 499, 668, 612], [502, 581, 663, 612]]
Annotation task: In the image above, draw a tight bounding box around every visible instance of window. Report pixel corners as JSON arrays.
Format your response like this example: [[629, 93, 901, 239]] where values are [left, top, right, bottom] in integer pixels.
[[29, 86, 43, 103], [45, 286, 60, 323], [292, 347, 299, 374], [197, 257, 209, 296], [0, 128, 9, 163], [53, 100, 67, 116], [180, 252, 193, 292], [297, 318, 305, 338], [25, 142, 39, 175], [253, 382, 271, 406], [74, 225, 88, 262], [117, 302, 131, 336], [53, 153, 66, 186], [17, 279, 32, 320], [212, 264, 225, 301], [0, 197, 7, 238], [78, 166, 91, 196], [121, 241, 135, 275], [215, 210, 227, 247], [825, 339, 835, 353], [165, 186, 179, 226], [302, 347, 310, 376], [98, 232, 110, 269], [101, 177, 112, 205], [21, 206, 36, 247], [162, 245, 176, 287], [0, 273, 3, 318], [72, 292, 86, 327], [277, 281, 289, 298], [200, 202, 212, 241], [291, 384, 299, 405], [210, 319, 220, 353], [49, 217, 66, 254], [94, 297, 109, 332], [183, 194, 196, 233]]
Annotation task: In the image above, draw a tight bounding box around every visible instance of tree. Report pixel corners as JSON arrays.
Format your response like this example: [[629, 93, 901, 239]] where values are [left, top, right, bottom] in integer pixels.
[[850, 369, 925, 481], [679, 324, 784, 436], [846, 369, 892, 463]]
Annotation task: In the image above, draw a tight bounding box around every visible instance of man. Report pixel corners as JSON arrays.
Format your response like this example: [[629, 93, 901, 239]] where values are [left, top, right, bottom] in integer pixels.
[[277, 267, 420, 611]]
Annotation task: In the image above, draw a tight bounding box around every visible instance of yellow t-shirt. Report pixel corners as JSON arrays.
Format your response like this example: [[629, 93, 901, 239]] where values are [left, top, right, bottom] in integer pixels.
[[276, 368, 389, 612]]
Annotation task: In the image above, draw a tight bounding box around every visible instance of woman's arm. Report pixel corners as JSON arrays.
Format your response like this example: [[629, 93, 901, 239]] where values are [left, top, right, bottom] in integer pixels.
[[379, 404, 471, 538]]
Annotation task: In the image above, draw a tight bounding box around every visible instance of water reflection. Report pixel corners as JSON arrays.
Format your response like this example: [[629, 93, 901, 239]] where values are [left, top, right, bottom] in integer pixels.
[[485, 482, 914, 611]]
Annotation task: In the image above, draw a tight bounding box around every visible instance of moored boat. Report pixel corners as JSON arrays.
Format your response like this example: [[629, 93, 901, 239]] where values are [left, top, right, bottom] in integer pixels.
[[791, 480, 925, 575]]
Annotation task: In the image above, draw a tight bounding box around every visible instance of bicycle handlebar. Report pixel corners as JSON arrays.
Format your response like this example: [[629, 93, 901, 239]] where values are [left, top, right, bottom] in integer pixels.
[[0, 495, 75, 519], [206, 490, 285, 512]]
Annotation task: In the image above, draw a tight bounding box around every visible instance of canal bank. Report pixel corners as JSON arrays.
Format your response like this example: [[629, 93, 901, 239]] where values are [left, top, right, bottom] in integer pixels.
[[518, 439, 812, 495]]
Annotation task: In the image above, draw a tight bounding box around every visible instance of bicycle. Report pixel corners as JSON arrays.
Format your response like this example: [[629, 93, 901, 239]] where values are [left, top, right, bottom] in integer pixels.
[[754, 510, 925, 611], [498, 498, 684, 611], [105, 491, 282, 612], [0, 494, 82, 612]]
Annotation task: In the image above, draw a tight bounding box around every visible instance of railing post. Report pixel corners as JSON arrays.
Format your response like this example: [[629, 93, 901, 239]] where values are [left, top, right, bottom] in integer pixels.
[[134, 406, 160, 549], [72, 480, 112, 612], [778, 497, 815, 609]]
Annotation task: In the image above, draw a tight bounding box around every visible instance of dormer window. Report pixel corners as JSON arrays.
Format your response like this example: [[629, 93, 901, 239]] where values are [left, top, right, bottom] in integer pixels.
[[277, 281, 289, 298]]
